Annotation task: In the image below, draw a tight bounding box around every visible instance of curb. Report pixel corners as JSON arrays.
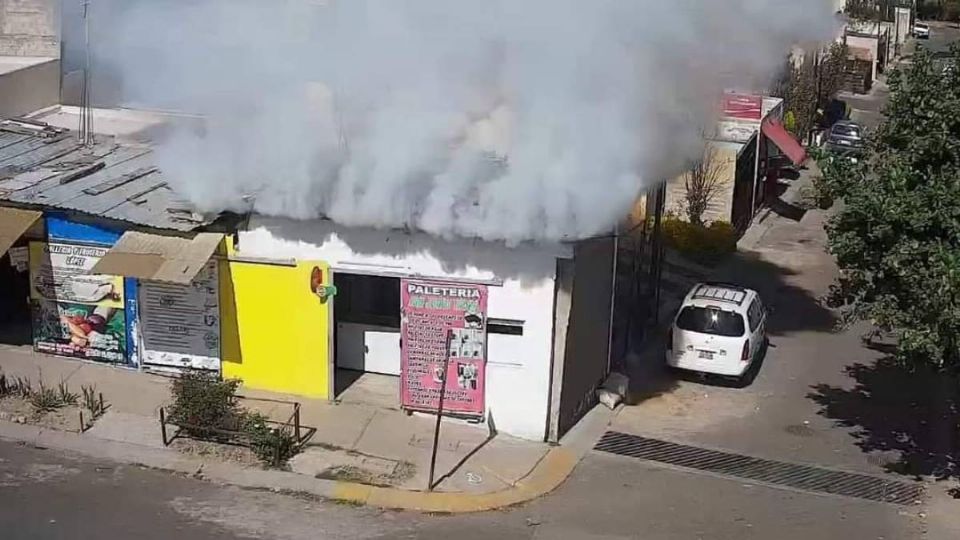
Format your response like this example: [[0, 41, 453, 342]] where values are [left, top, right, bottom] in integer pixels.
[[0, 411, 599, 513]]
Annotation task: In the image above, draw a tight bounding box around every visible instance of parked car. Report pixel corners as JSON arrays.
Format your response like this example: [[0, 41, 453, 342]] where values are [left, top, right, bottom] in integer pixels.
[[666, 283, 767, 381], [823, 141, 864, 164], [824, 120, 864, 148], [913, 22, 930, 39]]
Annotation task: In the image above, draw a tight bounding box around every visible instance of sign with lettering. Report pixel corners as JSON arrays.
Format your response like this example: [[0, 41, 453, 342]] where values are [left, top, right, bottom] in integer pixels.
[[139, 260, 220, 371], [400, 279, 487, 417], [722, 92, 763, 121], [29, 242, 127, 363]]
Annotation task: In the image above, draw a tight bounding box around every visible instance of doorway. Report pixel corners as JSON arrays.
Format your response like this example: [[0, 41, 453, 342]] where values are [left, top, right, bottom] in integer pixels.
[[0, 251, 32, 346], [332, 272, 401, 406]]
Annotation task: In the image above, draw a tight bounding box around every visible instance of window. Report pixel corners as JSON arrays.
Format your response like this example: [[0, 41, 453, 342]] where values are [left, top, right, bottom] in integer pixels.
[[676, 306, 745, 337], [335, 274, 400, 327], [747, 300, 761, 331], [488, 318, 524, 336]]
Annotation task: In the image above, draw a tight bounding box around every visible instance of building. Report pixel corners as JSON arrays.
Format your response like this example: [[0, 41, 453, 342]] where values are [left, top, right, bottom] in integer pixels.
[[663, 92, 806, 231], [0, 106, 663, 443], [0, 0, 59, 119]]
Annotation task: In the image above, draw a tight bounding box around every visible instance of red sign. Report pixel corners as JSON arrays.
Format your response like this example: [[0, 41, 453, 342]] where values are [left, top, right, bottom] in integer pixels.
[[400, 279, 487, 418], [722, 93, 763, 120]]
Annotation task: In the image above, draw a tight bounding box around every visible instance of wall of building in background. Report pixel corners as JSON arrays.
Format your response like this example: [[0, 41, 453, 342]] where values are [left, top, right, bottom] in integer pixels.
[[0, 57, 58, 118], [846, 31, 881, 83], [0, 0, 58, 57], [664, 141, 740, 225], [219, 247, 332, 400], [237, 217, 564, 441]]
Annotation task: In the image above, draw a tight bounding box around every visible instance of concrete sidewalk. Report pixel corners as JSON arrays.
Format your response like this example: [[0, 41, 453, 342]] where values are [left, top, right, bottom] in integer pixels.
[[0, 345, 611, 512]]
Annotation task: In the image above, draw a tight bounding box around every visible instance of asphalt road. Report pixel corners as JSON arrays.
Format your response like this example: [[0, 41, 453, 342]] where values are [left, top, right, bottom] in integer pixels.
[[0, 433, 927, 540], [918, 21, 960, 55]]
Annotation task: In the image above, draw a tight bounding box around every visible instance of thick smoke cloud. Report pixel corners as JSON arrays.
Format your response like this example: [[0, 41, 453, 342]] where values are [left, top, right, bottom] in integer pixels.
[[89, 0, 837, 242]]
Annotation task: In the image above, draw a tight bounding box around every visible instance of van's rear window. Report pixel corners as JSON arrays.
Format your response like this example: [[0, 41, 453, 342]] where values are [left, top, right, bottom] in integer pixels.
[[676, 307, 745, 337]]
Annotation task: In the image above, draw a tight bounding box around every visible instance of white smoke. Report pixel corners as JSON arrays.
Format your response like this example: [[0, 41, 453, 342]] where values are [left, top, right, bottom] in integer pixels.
[[90, 0, 837, 242]]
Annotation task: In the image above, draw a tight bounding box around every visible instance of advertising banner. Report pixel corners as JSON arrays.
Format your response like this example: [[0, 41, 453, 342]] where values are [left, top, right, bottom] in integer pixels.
[[722, 92, 763, 121], [139, 260, 220, 371], [400, 279, 487, 418], [29, 242, 127, 363]]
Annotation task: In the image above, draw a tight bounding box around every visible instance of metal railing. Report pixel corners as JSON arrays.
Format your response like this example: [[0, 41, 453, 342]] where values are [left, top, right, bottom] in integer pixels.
[[159, 396, 314, 466]]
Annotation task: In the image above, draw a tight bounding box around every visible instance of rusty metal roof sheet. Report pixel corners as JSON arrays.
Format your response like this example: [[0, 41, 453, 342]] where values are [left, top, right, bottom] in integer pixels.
[[0, 120, 216, 232]]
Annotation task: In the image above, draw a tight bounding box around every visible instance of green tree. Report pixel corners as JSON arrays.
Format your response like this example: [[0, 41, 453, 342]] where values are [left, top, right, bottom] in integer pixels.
[[818, 45, 960, 368], [773, 56, 818, 138], [818, 43, 848, 109]]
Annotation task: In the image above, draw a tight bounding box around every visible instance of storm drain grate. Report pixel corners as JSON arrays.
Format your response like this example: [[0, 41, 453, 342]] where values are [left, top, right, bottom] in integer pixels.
[[595, 431, 924, 505]]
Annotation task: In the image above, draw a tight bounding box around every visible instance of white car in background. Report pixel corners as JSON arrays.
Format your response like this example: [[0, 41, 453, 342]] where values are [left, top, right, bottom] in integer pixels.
[[666, 283, 768, 381], [913, 22, 930, 39]]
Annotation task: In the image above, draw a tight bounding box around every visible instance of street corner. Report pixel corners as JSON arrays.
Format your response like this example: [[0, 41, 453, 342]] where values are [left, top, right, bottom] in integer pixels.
[[327, 446, 581, 513]]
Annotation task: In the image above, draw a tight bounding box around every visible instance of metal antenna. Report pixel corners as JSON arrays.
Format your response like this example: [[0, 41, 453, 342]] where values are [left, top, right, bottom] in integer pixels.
[[78, 0, 94, 147]]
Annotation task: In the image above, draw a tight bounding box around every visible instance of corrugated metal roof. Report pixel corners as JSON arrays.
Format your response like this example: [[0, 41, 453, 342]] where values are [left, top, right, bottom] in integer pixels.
[[90, 231, 224, 284], [0, 120, 216, 232]]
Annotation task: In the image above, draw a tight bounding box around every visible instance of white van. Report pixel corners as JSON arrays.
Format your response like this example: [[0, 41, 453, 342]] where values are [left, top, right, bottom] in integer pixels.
[[665, 283, 767, 380]]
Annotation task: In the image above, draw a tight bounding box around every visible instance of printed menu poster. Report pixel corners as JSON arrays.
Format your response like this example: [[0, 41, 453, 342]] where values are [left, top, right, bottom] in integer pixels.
[[29, 242, 127, 363], [139, 260, 220, 371], [400, 279, 487, 418]]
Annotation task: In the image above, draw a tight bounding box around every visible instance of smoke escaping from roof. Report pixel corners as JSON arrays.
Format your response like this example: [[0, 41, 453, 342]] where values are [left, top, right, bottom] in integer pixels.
[[89, 0, 837, 242]]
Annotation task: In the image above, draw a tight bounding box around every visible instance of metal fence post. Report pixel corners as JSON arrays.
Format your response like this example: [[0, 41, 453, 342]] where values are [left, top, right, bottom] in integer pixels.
[[427, 329, 454, 491], [159, 407, 168, 446], [294, 403, 301, 442]]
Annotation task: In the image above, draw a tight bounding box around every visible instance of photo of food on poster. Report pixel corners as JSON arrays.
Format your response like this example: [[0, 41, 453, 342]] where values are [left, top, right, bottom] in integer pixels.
[[400, 279, 488, 418], [28, 241, 127, 363], [32, 300, 127, 363]]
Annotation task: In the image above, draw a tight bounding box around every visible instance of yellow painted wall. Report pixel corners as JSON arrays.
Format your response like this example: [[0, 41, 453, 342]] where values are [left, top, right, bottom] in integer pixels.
[[219, 254, 331, 399]]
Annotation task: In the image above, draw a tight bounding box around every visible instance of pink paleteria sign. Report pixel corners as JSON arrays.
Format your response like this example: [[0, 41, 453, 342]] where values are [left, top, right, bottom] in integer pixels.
[[400, 279, 487, 418]]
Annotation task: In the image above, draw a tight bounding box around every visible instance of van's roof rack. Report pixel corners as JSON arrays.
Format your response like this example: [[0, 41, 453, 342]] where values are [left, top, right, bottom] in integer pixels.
[[691, 283, 747, 305]]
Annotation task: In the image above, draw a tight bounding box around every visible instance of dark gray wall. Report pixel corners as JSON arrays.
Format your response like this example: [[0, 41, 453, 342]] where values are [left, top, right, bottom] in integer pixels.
[[554, 236, 615, 439]]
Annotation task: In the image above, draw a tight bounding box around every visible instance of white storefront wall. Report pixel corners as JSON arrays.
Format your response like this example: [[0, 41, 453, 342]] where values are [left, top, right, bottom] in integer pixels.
[[237, 217, 568, 441]]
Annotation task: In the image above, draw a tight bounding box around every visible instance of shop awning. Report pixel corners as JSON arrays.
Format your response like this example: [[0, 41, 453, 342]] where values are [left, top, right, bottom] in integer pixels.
[[761, 119, 807, 166], [0, 207, 41, 258], [90, 231, 224, 284]]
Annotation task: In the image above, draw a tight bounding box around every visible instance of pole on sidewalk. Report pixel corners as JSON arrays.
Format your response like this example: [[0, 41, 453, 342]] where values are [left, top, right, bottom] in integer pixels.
[[427, 329, 454, 491]]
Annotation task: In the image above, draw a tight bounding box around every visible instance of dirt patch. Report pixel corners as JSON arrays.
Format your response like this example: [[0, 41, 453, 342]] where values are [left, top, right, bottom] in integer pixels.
[[316, 460, 416, 487], [0, 395, 91, 432], [170, 438, 264, 469]]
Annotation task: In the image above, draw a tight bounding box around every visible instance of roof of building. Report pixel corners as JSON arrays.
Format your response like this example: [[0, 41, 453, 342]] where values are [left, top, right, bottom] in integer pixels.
[[0, 115, 215, 232]]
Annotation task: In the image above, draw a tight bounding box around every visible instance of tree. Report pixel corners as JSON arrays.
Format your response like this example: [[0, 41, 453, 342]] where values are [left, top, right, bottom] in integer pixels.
[[683, 146, 726, 226], [818, 43, 849, 110], [844, 0, 881, 21], [773, 56, 818, 138], [818, 45, 960, 369]]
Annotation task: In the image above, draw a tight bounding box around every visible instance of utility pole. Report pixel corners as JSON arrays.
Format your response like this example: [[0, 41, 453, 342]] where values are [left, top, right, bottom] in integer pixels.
[[78, 0, 94, 147]]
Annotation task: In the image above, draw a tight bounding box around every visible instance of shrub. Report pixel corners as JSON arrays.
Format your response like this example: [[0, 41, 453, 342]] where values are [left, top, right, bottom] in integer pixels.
[[241, 412, 298, 467], [57, 380, 78, 406], [166, 372, 299, 467], [167, 371, 243, 438], [30, 380, 63, 414], [662, 216, 738, 265], [81, 384, 104, 416]]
